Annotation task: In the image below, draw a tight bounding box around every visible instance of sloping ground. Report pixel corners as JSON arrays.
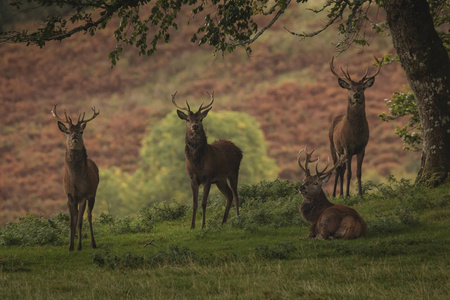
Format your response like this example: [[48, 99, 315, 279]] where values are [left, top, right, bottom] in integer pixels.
[[0, 6, 418, 223]]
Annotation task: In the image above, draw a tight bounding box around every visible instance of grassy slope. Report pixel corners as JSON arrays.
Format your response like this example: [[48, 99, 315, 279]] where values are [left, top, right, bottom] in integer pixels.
[[0, 180, 449, 299], [0, 4, 419, 223]]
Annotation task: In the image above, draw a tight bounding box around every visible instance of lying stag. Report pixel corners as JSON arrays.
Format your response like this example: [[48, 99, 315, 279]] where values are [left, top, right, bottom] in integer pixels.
[[52, 105, 100, 251], [173, 92, 243, 229], [297, 148, 366, 240], [329, 56, 383, 197]]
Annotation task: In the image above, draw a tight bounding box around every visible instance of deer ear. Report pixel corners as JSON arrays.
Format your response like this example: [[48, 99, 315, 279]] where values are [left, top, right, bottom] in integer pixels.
[[364, 77, 375, 89], [57, 121, 70, 134], [201, 108, 211, 119], [80, 122, 87, 132], [321, 173, 332, 184], [338, 78, 351, 90], [177, 110, 188, 120]]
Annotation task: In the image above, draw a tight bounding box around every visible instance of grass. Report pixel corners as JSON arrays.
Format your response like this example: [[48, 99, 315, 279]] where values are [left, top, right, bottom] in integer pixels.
[[0, 178, 449, 299]]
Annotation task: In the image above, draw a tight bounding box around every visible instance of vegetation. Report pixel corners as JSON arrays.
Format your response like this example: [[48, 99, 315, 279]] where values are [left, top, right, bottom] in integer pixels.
[[0, 178, 449, 299]]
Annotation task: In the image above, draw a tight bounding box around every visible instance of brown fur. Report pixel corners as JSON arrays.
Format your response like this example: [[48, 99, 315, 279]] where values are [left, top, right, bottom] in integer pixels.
[[329, 57, 382, 197], [298, 148, 366, 240], [53, 105, 99, 251], [174, 94, 243, 229]]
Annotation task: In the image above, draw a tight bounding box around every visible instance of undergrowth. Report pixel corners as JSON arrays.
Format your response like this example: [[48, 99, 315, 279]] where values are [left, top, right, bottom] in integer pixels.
[[1, 177, 448, 247]]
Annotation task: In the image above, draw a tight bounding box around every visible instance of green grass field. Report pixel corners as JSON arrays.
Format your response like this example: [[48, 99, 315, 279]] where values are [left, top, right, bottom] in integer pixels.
[[1, 178, 449, 299]]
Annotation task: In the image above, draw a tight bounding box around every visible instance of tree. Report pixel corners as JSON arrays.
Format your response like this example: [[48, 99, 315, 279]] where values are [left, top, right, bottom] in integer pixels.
[[2, 0, 449, 186]]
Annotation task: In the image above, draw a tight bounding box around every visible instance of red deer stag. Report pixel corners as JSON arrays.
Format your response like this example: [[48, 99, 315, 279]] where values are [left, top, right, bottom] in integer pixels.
[[297, 148, 366, 240], [51, 105, 100, 251], [172, 92, 243, 229], [329, 56, 383, 197]]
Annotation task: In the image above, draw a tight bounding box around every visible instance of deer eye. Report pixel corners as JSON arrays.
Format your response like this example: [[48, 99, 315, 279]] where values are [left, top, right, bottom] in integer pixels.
[[313, 182, 318, 185]]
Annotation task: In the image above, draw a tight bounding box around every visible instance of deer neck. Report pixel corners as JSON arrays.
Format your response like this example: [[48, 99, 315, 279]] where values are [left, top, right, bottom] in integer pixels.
[[347, 102, 366, 121], [185, 129, 207, 165], [65, 147, 88, 177], [300, 190, 334, 224]]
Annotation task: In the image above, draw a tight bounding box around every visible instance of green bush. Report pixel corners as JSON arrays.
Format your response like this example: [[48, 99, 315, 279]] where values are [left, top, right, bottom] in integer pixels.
[[0, 214, 65, 246]]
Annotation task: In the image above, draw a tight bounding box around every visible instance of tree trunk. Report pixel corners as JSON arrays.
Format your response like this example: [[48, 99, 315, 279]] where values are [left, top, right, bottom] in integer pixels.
[[384, 0, 450, 186]]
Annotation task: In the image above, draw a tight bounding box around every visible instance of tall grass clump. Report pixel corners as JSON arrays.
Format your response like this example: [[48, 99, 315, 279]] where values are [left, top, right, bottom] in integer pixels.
[[0, 213, 68, 246]]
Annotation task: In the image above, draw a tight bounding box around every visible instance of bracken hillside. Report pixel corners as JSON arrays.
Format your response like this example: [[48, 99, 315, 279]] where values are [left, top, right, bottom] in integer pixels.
[[0, 5, 419, 223]]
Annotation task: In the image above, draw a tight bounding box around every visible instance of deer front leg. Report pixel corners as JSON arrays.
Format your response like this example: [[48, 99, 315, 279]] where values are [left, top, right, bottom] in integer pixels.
[[190, 181, 199, 229], [356, 150, 365, 196], [201, 182, 211, 229], [67, 194, 77, 251], [87, 197, 97, 248], [77, 200, 87, 251]]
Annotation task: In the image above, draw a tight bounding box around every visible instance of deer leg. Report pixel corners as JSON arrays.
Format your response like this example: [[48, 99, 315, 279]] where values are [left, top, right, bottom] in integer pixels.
[[87, 197, 97, 248], [67, 194, 77, 251], [228, 175, 240, 216], [339, 163, 346, 197], [190, 181, 199, 229], [216, 180, 233, 225], [345, 155, 352, 197], [201, 182, 211, 229], [356, 150, 365, 196], [77, 200, 87, 251]]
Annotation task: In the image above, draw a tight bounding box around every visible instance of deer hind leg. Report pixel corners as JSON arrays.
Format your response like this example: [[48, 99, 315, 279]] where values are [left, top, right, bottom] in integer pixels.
[[201, 182, 211, 229], [356, 150, 365, 196], [77, 200, 87, 251], [345, 154, 352, 197], [67, 194, 77, 251], [216, 180, 234, 225], [87, 197, 97, 248], [190, 181, 199, 229], [228, 174, 240, 216]]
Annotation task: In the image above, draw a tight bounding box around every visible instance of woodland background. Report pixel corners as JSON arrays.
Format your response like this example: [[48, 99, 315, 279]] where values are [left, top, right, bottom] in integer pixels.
[[0, 4, 419, 223]]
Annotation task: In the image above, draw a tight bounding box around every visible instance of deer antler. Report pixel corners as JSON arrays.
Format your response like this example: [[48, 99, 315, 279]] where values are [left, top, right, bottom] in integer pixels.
[[198, 91, 214, 113], [51, 104, 72, 125], [361, 56, 384, 82], [330, 56, 352, 82], [297, 147, 318, 177], [171, 91, 191, 112], [79, 107, 100, 124], [315, 154, 346, 179]]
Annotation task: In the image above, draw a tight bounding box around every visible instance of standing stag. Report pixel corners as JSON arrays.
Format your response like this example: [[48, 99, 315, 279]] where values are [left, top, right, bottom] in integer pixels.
[[297, 148, 366, 240], [52, 105, 100, 251], [329, 56, 383, 197], [173, 92, 243, 229]]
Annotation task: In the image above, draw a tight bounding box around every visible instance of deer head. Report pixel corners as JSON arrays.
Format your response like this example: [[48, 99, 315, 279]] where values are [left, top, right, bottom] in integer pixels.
[[297, 147, 345, 197], [172, 91, 214, 134], [330, 56, 383, 105], [51, 104, 100, 150]]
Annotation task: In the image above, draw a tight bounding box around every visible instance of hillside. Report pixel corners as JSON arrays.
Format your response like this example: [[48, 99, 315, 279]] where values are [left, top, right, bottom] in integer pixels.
[[0, 5, 418, 223]]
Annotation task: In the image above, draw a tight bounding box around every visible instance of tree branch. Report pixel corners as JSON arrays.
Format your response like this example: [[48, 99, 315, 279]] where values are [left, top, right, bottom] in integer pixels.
[[226, 0, 291, 47]]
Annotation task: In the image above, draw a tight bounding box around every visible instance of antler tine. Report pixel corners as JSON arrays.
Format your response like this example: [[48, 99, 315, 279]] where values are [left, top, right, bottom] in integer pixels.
[[330, 56, 342, 79], [51, 104, 72, 124], [77, 112, 86, 124], [315, 157, 331, 177], [297, 147, 319, 176], [297, 149, 309, 176], [81, 107, 100, 124], [199, 90, 214, 112], [341, 67, 352, 81], [171, 91, 189, 111], [362, 56, 384, 82]]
